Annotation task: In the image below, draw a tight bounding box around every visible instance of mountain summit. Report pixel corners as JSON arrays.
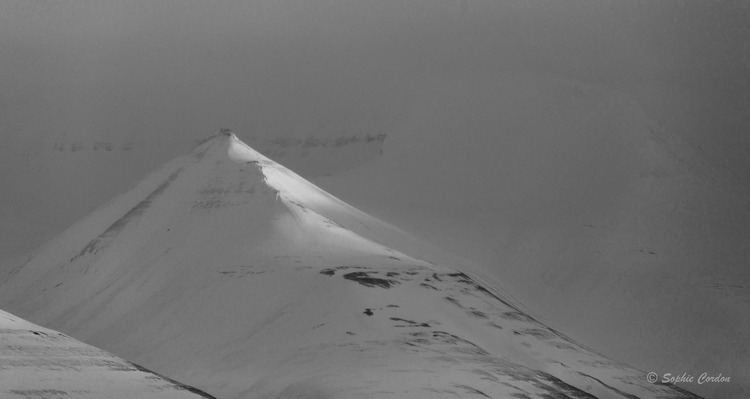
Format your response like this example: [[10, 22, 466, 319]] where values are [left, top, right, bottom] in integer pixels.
[[0, 131, 699, 398]]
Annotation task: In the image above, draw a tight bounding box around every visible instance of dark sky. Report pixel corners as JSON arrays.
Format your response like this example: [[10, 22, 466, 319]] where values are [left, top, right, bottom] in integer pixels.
[[2, 1, 748, 148]]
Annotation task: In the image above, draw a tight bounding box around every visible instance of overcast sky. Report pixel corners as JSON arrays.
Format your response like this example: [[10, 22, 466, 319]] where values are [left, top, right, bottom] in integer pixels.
[[1, 1, 748, 146]]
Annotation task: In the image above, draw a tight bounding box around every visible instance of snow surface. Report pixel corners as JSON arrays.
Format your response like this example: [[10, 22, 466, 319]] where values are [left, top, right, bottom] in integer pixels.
[[0, 308, 215, 398], [0, 133, 701, 398]]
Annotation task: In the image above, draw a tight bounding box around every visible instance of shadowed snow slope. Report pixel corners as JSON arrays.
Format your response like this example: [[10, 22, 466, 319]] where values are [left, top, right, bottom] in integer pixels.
[[0, 308, 215, 399], [0, 133, 700, 398]]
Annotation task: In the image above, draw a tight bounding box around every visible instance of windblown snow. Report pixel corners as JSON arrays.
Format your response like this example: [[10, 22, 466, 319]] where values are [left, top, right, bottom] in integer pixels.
[[0, 132, 701, 398]]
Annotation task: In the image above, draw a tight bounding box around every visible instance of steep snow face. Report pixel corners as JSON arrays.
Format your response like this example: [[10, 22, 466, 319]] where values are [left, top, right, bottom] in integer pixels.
[[0, 133, 699, 398], [0, 308, 215, 399]]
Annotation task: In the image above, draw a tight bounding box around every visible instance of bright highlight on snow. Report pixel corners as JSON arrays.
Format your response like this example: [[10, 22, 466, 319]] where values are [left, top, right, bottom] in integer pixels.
[[0, 131, 702, 398]]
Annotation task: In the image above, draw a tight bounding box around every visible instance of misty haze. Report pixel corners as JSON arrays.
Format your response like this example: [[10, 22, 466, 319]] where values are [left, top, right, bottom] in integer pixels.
[[1, 1, 748, 398]]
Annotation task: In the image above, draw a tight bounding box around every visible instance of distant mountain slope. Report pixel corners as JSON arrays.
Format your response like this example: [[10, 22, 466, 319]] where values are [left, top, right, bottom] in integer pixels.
[[0, 132, 699, 398], [0, 308, 215, 399], [313, 73, 750, 398]]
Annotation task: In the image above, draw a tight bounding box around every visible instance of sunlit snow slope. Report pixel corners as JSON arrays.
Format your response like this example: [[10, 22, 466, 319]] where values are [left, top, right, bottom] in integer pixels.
[[0, 308, 215, 399], [0, 132, 700, 399]]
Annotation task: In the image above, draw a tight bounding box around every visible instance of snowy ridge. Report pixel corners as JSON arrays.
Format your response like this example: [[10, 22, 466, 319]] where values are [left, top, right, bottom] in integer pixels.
[[0, 132, 701, 398], [0, 308, 215, 399]]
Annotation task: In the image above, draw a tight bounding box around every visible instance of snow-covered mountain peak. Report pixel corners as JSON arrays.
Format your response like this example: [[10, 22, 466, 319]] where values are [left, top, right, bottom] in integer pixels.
[[189, 128, 268, 163], [0, 131, 701, 399]]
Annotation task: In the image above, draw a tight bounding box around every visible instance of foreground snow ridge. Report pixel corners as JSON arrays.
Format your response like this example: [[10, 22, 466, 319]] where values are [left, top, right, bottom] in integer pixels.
[[0, 309, 215, 399], [0, 131, 701, 398]]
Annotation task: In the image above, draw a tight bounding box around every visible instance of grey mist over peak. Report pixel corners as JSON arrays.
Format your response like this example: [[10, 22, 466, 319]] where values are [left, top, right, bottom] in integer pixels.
[[0, 134, 701, 399]]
